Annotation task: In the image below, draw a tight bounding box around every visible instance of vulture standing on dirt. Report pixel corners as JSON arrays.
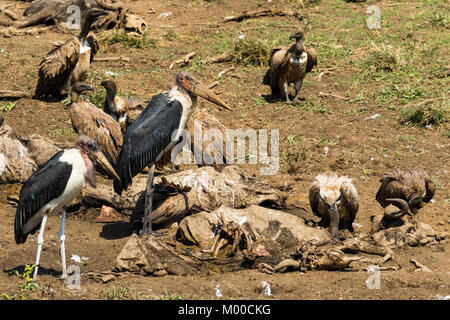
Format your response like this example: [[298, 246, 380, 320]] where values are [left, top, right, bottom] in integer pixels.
[[113, 71, 232, 236], [100, 80, 146, 134], [309, 173, 359, 239], [263, 30, 317, 103], [14, 135, 120, 281], [34, 8, 107, 99], [375, 169, 435, 219], [69, 82, 123, 167]]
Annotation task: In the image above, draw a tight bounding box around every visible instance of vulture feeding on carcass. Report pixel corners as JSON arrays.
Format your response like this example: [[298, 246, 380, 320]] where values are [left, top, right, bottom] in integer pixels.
[[309, 173, 359, 239]]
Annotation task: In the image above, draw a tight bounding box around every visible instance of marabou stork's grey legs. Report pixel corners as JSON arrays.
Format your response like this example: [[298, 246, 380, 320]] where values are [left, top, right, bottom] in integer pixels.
[[141, 164, 155, 236], [58, 210, 67, 279], [32, 214, 48, 282]]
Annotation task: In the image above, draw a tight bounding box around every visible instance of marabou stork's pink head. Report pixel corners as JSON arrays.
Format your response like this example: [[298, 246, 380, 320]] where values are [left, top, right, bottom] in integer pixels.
[[75, 135, 121, 184]]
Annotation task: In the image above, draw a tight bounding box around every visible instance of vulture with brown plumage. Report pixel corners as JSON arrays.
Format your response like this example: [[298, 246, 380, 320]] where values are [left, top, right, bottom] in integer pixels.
[[263, 30, 317, 103], [100, 80, 146, 134], [309, 173, 359, 239], [34, 8, 107, 99], [69, 82, 123, 167]]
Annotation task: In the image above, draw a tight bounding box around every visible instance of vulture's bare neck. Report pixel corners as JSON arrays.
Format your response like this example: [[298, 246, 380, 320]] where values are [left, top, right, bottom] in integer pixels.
[[104, 88, 116, 112], [78, 18, 93, 42]]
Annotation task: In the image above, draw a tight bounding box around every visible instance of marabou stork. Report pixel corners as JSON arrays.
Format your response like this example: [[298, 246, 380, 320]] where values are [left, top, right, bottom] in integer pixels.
[[34, 8, 107, 99], [14, 135, 120, 281], [113, 71, 231, 235]]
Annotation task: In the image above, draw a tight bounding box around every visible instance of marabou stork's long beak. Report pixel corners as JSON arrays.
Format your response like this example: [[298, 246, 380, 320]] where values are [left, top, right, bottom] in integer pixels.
[[190, 81, 232, 111], [89, 150, 121, 182]]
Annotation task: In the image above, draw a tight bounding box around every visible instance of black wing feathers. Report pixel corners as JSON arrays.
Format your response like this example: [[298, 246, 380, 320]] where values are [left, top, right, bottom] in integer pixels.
[[113, 93, 183, 194], [14, 151, 72, 244]]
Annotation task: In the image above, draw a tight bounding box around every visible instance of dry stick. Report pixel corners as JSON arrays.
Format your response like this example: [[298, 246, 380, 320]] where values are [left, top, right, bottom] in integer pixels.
[[203, 52, 232, 64], [402, 97, 448, 108], [1, 26, 51, 37], [410, 258, 432, 273], [169, 51, 196, 70], [319, 91, 350, 101], [217, 66, 235, 78], [224, 9, 303, 23], [316, 68, 336, 81], [207, 81, 219, 89], [0, 90, 31, 99], [0, 8, 19, 21], [94, 56, 131, 62]]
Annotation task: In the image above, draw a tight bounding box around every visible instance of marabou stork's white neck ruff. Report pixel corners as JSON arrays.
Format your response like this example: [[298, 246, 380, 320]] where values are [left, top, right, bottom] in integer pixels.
[[113, 71, 231, 236], [14, 135, 118, 281]]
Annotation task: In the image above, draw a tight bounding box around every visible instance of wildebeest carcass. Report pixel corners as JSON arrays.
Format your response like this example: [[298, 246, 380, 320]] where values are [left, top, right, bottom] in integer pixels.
[[375, 169, 435, 217]]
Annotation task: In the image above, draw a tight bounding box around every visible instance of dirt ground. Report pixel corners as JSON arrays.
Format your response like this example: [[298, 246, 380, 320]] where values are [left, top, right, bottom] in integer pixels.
[[0, 0, 449, 300]]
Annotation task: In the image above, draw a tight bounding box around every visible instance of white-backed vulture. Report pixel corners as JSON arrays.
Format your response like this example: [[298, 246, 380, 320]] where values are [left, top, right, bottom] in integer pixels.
[[309, 173, 359, 239], [376, 169, 435, 218], [100, 80, 146, 134], [69, 82, 123, 167], [263, 30, 317, 103], [34, 8, 107, 99]]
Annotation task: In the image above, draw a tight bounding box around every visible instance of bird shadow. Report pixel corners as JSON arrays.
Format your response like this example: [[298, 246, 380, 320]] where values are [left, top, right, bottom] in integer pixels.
[[33, 94, 68, 103], [99, 222, 134, 240], [3, 265, 60, 278], [260, 94, 305, 104]]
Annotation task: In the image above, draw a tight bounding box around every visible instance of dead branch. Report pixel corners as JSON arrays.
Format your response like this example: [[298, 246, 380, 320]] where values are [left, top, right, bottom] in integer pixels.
[[93, 56, 131, 62], [217, 66, 235, 78], [315, 68, 336, 81], [1, 26, 51, 38], [203, 52, 232, 64], [319, 91, 350, 101], [0, 90, 31, 99], [224, 9, 303, 23], [410, 258, 432, 272], [0, 7, 19, 21], [207, 81, 219, 89], [402, 97, 448, 108], [169, 51, 196, 70]]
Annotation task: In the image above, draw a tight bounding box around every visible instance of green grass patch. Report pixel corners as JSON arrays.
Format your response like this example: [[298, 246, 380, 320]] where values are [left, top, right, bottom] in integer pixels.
[[98, 30, 158, 52], [398, 101, 449, 127], [0, 101, 16, 112], [361, 44, 404, 74], [232, 38, 271, 67]]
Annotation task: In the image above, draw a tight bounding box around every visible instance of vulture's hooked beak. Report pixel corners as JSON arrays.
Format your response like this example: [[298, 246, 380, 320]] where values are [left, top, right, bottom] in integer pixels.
[[90, 150, 121, 182], [190, 81, 232, 111], [81, 85, 94, 94], [328, 202, 340, 239]]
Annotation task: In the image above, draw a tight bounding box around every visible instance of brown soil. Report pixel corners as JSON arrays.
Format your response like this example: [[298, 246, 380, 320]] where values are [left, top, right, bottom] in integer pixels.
[[0, 0, 449, 300]]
